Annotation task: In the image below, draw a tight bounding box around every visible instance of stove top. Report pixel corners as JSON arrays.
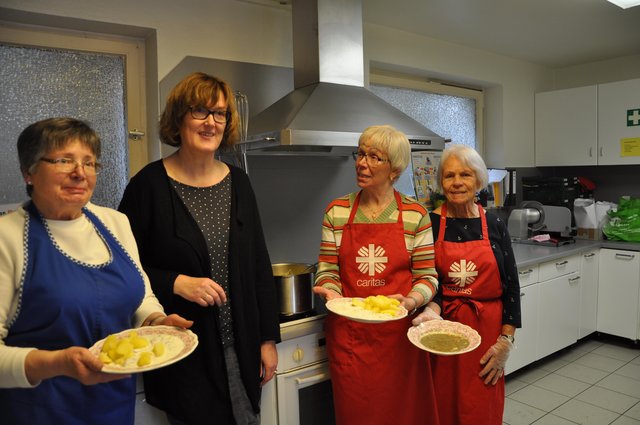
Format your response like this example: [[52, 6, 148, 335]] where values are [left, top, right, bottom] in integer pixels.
[[279, 309, 318, 324]]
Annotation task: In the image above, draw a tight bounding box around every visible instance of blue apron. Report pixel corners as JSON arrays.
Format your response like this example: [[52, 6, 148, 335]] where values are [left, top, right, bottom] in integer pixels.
[[0, 202, 145, 425]]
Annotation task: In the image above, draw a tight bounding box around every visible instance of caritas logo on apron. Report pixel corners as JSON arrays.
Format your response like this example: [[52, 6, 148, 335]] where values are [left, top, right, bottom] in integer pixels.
[[447, 258, 478, 295], [355, 243, 388, 287]]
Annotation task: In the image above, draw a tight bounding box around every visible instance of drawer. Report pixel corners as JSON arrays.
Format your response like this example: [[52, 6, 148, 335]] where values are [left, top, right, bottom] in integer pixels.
[[539, 255, 580, 281], [517, 264, 539, 287]]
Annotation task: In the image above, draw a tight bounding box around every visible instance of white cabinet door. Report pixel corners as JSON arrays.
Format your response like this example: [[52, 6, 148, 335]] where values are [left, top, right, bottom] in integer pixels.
[[537, 271, 580, 360], [597, 249, 640, 340], [598, 78, 640, 165], [506, 283, 539, 375], [579, 250, 599, 339], [535, 86, 598, 166]]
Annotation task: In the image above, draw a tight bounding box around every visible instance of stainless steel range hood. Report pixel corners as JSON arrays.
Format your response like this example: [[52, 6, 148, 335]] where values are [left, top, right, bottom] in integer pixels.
[[242, 0, 444, 156]]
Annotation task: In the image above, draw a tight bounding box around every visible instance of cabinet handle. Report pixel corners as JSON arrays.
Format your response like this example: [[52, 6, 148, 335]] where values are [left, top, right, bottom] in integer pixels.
[[555, 260, 568, 267], [568, 276, 580, 283], [518, 269, 534, 276], [520, 292, 525, 298], [599, 147, 603, 157], [589, 147, 593, 157], [614, 253, 636, 260], [583, 253, 596, 258]]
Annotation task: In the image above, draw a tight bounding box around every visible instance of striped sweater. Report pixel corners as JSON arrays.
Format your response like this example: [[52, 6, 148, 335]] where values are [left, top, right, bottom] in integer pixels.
[[314, 191, 438, 306]]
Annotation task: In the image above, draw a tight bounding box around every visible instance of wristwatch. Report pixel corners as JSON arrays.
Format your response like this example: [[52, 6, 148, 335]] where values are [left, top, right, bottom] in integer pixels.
[[501, 334, 515, 344]]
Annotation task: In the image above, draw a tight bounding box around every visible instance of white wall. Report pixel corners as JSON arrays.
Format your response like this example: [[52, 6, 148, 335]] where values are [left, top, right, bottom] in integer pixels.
[[2, 0, 639, 168]]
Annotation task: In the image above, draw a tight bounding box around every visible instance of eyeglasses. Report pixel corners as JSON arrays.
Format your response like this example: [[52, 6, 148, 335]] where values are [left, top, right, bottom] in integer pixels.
[[189, 106, 231, 124], [352, 150, 389, 167], [39, 158, 101, 175]]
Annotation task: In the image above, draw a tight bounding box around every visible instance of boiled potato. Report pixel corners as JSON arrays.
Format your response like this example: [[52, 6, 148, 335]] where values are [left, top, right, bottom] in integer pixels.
[[99, 331, 156, 367], [153, 342, 166, 357], [355, 295, 400, 316], [137, 352, 152, 367]]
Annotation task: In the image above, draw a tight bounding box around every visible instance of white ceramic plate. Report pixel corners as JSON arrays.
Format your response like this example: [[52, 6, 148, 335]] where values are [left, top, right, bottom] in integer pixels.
[[407, 320, 481, 355], [89, 326, 198, 374], [326, 297, 408, 323]]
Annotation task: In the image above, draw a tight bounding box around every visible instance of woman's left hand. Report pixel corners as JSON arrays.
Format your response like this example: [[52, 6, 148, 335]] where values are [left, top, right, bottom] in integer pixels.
[[478, 336, 514, 385], [148, 313, 193, 329], [260, 341, 278, 386]]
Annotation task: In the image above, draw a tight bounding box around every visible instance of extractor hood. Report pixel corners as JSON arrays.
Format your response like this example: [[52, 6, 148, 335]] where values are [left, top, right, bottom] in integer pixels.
[[242, 0, 445, 155]]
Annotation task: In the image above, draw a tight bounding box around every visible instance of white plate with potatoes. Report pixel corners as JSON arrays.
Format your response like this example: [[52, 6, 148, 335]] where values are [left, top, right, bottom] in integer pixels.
[[326, 296, 408, 323], [89, 325, 198, 374]]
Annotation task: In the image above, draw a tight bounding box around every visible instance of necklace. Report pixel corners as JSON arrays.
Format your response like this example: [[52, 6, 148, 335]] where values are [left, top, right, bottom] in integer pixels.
[[361, 194, 394, 220]]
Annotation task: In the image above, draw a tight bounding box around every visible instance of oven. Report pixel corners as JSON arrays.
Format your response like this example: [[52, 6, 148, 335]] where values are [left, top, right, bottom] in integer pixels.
[[260, 314, 335, 425]]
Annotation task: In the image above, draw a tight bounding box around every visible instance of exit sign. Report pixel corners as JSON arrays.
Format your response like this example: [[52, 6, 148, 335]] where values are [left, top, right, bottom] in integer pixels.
[[628, 109, 640, 126]]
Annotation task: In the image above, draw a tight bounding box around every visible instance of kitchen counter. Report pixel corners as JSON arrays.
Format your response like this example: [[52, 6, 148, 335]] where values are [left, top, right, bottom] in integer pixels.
[[513, 238, 640, 267]]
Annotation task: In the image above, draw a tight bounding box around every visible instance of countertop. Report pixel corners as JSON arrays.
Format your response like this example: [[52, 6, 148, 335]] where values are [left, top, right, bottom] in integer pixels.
[[513, 238, 640, 268]]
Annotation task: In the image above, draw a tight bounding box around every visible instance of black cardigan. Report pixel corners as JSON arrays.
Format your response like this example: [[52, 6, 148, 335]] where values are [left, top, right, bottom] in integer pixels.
[[118, 160, 280, 424]]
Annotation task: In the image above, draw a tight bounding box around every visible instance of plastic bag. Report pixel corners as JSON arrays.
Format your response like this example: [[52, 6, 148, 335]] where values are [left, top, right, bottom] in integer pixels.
[[602, 197, 640, 242]]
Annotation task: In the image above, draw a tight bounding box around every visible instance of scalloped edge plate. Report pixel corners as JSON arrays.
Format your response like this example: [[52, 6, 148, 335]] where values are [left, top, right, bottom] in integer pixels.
[[89, 325, 198, 374], [407, 320, 481, 355], [326, 297, 408, 323]]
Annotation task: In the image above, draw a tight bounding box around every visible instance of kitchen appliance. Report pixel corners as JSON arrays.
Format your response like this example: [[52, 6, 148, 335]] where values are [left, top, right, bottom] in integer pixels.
[[508, 201, 575, 246], [272, 263, 317, 319], [260, 315, 333, 425], [241, 0, 445, 155]]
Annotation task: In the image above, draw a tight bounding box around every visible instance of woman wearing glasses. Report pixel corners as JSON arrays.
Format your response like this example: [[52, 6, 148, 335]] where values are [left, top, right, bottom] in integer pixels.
[[0, 117, 191, 424], [313, 125, 440, 425], [118, 72, 279, 425]]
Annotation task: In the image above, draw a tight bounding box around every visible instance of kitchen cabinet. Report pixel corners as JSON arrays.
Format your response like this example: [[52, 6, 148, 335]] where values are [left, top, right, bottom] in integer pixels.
[[535, 86, 598, 166], [536, 255, 581, 360], [597, 249, 640, 340], [579, 250, 599, 339], [506, 265, 539, 374], [597, 78, 640, 165], [535, 78, 640, 166]]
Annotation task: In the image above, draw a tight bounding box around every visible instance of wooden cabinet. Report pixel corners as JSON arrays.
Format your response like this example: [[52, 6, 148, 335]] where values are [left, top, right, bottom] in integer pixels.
[[535, 78, 640, 166], [506, 265, 539, 374], [579, 250, 599, 339], [598, 78, 640, 165], [535, 86, 598, 166], [597, 249, 640, 340], [537, 255, 580, 359]]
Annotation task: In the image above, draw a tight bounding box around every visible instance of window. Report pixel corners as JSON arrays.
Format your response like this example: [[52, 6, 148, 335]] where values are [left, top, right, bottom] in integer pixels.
[[369, 70, 483, 153]]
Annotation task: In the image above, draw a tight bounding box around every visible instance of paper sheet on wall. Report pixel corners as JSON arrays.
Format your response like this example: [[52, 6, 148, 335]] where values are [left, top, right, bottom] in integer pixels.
[[411, 151, 441, 210]]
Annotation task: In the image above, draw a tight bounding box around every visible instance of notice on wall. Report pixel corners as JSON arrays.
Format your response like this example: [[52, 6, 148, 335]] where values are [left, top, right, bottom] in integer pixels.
[[411, 151, 441, 210], [620, 137, 640, 157]]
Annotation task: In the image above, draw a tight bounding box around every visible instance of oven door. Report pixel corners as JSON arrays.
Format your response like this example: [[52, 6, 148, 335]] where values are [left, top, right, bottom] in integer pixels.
[[276, 360, 335, 425]]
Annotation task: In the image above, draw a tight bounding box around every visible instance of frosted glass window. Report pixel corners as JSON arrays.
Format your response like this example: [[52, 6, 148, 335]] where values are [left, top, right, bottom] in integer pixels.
[[370, 84, 476, 149], [0, 43, 127, 209]]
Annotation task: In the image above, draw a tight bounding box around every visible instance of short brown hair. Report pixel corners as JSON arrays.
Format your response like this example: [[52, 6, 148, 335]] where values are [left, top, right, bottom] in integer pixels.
[[17, 117, 101, 197], [159, 72, 239, 149]]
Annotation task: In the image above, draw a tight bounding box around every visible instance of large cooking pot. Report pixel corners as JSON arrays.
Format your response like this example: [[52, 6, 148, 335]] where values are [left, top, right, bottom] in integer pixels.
[[272, 263, 316, 316]]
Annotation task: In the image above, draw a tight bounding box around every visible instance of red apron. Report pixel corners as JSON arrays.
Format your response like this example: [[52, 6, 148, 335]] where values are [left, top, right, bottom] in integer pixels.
[[326, 191, 440, 425], [433, 203, 505, 425]]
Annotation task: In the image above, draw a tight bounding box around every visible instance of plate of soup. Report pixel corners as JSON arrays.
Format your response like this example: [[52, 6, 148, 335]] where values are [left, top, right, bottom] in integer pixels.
[[407, 320, 481, 355]]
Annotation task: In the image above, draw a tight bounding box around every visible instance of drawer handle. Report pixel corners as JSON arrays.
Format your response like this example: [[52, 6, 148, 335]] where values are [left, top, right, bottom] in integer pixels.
[[555, 260, 568, 267], [615, 253, 635, 260], [520, 292, 525, 298], [583, 253, 596, 258], [568, 276, 580, 283], [519, 269, 534, 276]]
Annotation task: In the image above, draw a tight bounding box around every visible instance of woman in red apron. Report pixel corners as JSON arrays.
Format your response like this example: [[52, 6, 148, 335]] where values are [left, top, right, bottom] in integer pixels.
[[413, 144, 521, 425], [314, 125, 440, 425]]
